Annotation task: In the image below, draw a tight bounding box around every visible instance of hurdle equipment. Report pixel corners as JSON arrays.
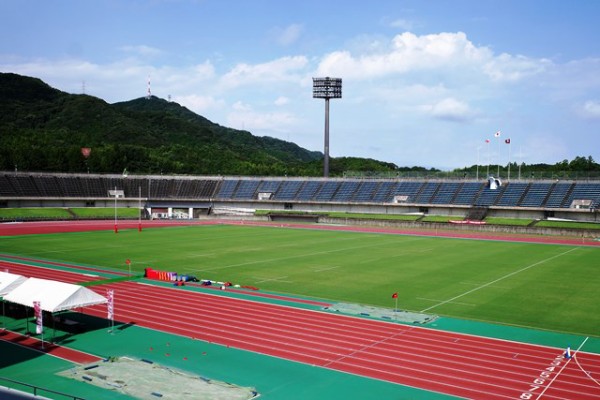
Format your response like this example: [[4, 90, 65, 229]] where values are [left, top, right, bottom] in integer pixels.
[[564, 345, 572, 359]]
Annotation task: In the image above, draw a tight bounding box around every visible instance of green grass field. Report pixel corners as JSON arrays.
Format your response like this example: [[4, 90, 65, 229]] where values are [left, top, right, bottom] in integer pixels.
[[2, 223, 599, 337]]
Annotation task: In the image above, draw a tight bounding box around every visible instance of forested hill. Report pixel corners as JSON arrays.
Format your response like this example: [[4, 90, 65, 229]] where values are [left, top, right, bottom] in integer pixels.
[[0, 72, 400, 176]]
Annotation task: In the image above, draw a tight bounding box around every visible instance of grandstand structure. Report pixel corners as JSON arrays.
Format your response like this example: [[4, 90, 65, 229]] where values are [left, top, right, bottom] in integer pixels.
[[1, 172, 599, 222]]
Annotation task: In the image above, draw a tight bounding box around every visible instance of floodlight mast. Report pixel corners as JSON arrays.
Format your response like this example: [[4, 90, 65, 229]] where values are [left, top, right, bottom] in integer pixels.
[[313, 77, 342, 177]]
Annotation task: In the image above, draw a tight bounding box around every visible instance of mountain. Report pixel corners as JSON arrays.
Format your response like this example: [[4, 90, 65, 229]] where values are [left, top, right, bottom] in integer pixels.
[[0, 73, 398, 176]]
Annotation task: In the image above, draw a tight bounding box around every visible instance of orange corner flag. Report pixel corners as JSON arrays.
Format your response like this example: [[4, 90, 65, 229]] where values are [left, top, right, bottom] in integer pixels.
[[392, 292, 398, 299]]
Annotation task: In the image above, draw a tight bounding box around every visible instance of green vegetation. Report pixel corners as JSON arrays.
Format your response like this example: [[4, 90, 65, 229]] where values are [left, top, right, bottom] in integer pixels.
[[0, 207, 140, 220], [0, 73, 397, 177], [324, 212, 421, 221], [2, 224, 599, 337], [0, 208, 71, 219], [484, 217, 534, 226], [535, 220, 600, 230], [419, 215, 455, 223], [70, 207, 140, 218], [1, 73, 599, 177]]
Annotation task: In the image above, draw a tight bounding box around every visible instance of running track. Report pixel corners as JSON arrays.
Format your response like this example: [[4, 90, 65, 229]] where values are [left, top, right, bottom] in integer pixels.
[[5, 261, 600, 400]]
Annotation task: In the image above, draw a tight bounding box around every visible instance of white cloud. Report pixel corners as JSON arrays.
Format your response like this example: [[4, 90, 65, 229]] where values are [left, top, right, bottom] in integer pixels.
[[1, 28, 597, 168], [274, 96, 289, 106], [275, 24, 304, 46], [227, 101, 298, 133], [119, 45, 163, 58], [483, 53, 551, 82], [220, 56, 308, 89], [579, 100, 600, 119], [389, 18, 414, 31], [421, 97, 475, 122], [316, 32, 492, 78], [315, 31, 552, 85], [176, 94, 225, 114]]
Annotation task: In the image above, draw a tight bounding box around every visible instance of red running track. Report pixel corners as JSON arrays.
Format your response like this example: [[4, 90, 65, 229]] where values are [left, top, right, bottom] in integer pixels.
[[8, 263, 600, 399]]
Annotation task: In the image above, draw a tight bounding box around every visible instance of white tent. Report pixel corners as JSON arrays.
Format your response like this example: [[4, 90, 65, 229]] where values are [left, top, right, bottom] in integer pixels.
[[3, 277, 107, 312], [0, 271, 27, 297]]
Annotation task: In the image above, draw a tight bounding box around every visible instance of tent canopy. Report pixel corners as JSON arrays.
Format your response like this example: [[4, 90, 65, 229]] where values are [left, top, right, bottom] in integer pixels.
[[3, 277, 107, 312], [0, 271, 27, 297]]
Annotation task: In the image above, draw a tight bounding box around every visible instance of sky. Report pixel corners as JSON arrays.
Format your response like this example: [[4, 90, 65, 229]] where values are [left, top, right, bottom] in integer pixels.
[[2, 0, 600, 170]]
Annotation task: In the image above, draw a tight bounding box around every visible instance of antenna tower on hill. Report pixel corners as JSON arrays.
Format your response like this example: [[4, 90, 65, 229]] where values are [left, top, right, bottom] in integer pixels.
[[146, 76, 151, 99]]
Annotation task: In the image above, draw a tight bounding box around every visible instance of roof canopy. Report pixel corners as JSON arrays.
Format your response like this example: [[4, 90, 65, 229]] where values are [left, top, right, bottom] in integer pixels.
[[3, 277, 107, 312], [0, 271, 27, 297]]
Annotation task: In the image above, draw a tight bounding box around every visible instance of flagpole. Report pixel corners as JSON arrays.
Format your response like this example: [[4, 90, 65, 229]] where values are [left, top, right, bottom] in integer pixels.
[[518, 146, 522, 180], [497, 134, 501, 177], [507, 140, 512, 181], [486, 140, 490, 177], [392, 292, 398, 320], [114, 186, 118, 234], [476, 146, 481, 180], [138, 185, 142, 232]]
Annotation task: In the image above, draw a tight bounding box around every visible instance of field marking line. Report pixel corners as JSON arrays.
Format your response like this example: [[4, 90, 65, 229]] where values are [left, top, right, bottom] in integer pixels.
[[420, 247, 580, 313], [417, 297, 476, 307], [253, 276, 292, 284], [189, 236, 427, 273], [534, 337, 588, 400], [313, 266, 340, 272], [572, 338, 600, 388], [322, 325, 419, 368]]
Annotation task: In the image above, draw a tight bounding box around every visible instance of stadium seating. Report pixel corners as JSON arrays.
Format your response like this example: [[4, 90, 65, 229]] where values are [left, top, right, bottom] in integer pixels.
[[2, 173, 600, 213]]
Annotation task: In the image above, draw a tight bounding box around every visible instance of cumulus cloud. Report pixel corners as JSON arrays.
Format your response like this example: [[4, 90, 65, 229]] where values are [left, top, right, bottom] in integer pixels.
[[119, 45, 163, 58], [227, 101, 298, 133], [389, 18, 414, 31], [274, 96, 289, 106], [220, 56, 308, 89], [483, 53, 551, 82], [275, 24, 304, 46], [421, 97, 475, 122], [315, 31, 551, 84], [316, 32, 492, 78], [176, 94, 225, 114], [579, 100, 600, 119]]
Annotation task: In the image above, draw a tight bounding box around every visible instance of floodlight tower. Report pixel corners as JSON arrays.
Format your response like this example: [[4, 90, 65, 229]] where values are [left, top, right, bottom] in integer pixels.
[[313, 77, 342, 177]]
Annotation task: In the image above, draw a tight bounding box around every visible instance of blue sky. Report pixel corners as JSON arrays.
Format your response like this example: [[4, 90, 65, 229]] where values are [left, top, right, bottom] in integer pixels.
[[2, 0, 599, 170]]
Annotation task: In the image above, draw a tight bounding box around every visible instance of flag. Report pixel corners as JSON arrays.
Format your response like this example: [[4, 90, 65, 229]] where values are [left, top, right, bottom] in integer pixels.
[[485, 139, 490, 143], [107, 289, 114, 320], [125, 259, 131, 266], [494, 131, 501, 137], [392, 292, 398, 299], [33, 301, 43, 334], [505, 138, 511, 144]]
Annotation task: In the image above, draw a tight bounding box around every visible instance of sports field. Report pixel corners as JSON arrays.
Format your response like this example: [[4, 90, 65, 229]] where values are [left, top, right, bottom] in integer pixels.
[[2, 221, 599, 336], [1, 220, 600, 399]]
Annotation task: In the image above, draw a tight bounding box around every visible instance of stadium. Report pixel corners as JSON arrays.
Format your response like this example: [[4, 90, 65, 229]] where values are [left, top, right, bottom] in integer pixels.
[[1, 171, 600, 399]]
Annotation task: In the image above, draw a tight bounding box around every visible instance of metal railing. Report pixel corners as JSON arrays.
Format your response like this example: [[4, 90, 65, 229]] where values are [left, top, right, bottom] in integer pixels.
[[0, 377, 84, 400]]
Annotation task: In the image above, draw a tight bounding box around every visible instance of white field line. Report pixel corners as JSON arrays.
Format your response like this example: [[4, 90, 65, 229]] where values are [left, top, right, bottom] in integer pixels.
[[534, 337, 589, 399], [420, 247, 580, 313], [189, 236, 426, 273]]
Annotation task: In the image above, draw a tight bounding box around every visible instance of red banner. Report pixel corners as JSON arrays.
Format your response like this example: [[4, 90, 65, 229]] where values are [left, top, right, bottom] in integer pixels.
[[33, 301, 43, 334], [107, 290, 114, 320]]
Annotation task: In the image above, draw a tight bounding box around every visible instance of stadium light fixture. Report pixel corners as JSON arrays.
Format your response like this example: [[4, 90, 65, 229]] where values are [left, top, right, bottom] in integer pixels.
[[313, 77, 342, 177]]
